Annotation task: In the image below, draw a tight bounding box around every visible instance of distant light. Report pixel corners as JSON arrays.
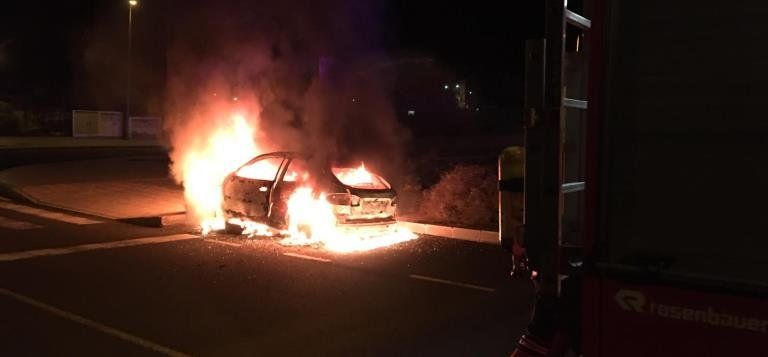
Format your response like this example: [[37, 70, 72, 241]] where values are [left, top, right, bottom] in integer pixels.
[[232, 97, 238, 101], [455, 84, 460, 88], [475, 107, 480, 111], [352, 98, 357, 102], [443, 85, 448, 90], [407, 110, 415, 116], [469, 91, 473, 95], [128, 0, 138, 6]]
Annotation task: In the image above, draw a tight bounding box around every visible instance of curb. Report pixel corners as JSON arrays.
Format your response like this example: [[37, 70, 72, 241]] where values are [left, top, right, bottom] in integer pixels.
[[118, 212, 188, 228], [398, 221, 498, 245]]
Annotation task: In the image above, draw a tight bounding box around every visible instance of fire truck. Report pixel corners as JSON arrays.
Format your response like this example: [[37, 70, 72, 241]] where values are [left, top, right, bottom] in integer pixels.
[[500, 1, 768, 355]]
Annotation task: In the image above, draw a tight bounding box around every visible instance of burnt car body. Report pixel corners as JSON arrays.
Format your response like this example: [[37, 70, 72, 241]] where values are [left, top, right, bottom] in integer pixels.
[[222, 152, 397, 234]]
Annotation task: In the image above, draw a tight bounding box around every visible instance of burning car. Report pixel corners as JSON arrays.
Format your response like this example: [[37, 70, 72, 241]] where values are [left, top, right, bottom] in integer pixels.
[[221, 152, 398, 237]]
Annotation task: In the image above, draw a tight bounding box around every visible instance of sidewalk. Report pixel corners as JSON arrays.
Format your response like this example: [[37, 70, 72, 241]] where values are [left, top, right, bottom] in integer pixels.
[[0, 158, 185, 222]]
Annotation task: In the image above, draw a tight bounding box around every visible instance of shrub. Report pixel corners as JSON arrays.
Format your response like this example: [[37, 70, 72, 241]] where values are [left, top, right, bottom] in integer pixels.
[[417, 164, 497, 230], [0, 101, 20, 135]]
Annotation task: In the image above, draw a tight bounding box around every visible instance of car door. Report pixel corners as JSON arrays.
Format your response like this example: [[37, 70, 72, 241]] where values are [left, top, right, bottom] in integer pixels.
[[222, 154, 286, 221], [267, 157, 311, 227]]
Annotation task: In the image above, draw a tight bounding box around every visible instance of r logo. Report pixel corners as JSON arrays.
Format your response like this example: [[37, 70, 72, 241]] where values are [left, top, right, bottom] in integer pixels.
[[615, 289, 646, 312]]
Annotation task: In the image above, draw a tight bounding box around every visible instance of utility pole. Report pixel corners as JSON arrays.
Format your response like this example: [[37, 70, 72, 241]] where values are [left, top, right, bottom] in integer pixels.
[[125, 0, 138, 139]]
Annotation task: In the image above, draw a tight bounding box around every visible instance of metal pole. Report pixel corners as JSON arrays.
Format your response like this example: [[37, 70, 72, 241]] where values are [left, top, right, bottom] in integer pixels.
[[125, 5, 132, 139]]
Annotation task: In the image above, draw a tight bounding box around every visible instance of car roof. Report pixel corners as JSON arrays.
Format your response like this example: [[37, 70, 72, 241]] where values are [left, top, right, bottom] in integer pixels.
[[254, 151, 301, 160], [254, 152, 366, 168]]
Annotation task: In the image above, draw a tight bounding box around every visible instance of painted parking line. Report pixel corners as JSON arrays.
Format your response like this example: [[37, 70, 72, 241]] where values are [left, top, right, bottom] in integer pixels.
[[0, 287, 189, 357], [0, 201, 101, 225], [282, 252, 332, 263], [0, 234, 198, 262], [0, 216, 42, 230], [408, 274, 495, 292]]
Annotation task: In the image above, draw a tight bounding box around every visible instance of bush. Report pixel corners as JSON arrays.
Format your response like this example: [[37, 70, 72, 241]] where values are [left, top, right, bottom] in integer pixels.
[[0, 101, 20, 135], [415, 164, 497, 230]]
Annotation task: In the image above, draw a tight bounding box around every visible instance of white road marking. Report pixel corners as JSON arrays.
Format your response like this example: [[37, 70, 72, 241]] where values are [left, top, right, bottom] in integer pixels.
[[0, 287, 189, 357], [206, 239, 242, 247], [0, 201, 100, 225], [282, 252, 332, 263], [0, 216, 42, 230], [408, 274, 495, 292], [0, 234, 198, 262]]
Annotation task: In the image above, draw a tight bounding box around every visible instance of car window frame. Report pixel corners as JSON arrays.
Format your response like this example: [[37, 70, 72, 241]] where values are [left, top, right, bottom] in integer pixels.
[[234, 154, 286, 183]]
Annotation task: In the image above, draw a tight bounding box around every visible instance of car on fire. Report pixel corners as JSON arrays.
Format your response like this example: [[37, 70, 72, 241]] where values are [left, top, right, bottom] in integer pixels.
[[221, 152, 398, 235]]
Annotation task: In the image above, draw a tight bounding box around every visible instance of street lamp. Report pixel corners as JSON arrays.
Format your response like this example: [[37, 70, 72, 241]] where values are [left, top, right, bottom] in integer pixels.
[[125, 0, 138, 139]]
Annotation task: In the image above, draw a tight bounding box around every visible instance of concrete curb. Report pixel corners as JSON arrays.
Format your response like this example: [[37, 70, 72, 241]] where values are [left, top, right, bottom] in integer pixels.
[[118, 212, 188, 228], [398, 221, 498, 245]]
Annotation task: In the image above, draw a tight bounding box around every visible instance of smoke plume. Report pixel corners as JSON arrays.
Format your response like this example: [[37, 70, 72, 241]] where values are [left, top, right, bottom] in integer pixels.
[[164, 0, 408, 222]]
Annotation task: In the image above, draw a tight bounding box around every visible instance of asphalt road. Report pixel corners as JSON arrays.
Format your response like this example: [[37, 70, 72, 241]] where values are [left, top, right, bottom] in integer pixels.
[[0, 198, 534, 356]]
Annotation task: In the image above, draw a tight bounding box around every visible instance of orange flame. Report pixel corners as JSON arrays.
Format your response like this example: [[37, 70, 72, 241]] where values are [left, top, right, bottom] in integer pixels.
[[277, 187, 417, 252], [332, 163, 389, 189], [177, 113, 264, 233], [235, 159, 281, 180], [227, 217, 273, 237], [335, 163, 373, 186]]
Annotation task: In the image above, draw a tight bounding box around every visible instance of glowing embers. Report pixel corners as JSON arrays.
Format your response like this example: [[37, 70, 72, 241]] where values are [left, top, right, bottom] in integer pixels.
[[201, 217, 225, 236], [227, 217, 273, 236], [332, 163, 389, 189]]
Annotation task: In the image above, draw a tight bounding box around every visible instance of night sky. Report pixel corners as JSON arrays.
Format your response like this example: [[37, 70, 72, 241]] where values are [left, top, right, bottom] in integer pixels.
[[0, 1, 542, 124]]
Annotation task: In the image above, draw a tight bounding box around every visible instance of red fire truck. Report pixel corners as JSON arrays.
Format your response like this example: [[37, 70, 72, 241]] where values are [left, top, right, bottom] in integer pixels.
[[501, 1, 768, 355]]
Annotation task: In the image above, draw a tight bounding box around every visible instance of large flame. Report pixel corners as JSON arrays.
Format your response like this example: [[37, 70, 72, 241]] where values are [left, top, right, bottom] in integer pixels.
[[277, 187, 417, 253], [225, 185, 417, 253], [332, 163, 388, 189], [335, 163, 374, 187], [177, 113, 264, 234]]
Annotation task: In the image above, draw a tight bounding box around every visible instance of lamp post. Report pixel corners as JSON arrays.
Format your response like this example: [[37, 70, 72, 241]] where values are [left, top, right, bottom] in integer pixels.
[[125, 0, 138, 139]]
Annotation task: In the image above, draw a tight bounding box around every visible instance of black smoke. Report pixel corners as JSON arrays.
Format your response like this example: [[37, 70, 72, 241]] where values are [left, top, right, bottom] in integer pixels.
[[165, 0, 409, 184]]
